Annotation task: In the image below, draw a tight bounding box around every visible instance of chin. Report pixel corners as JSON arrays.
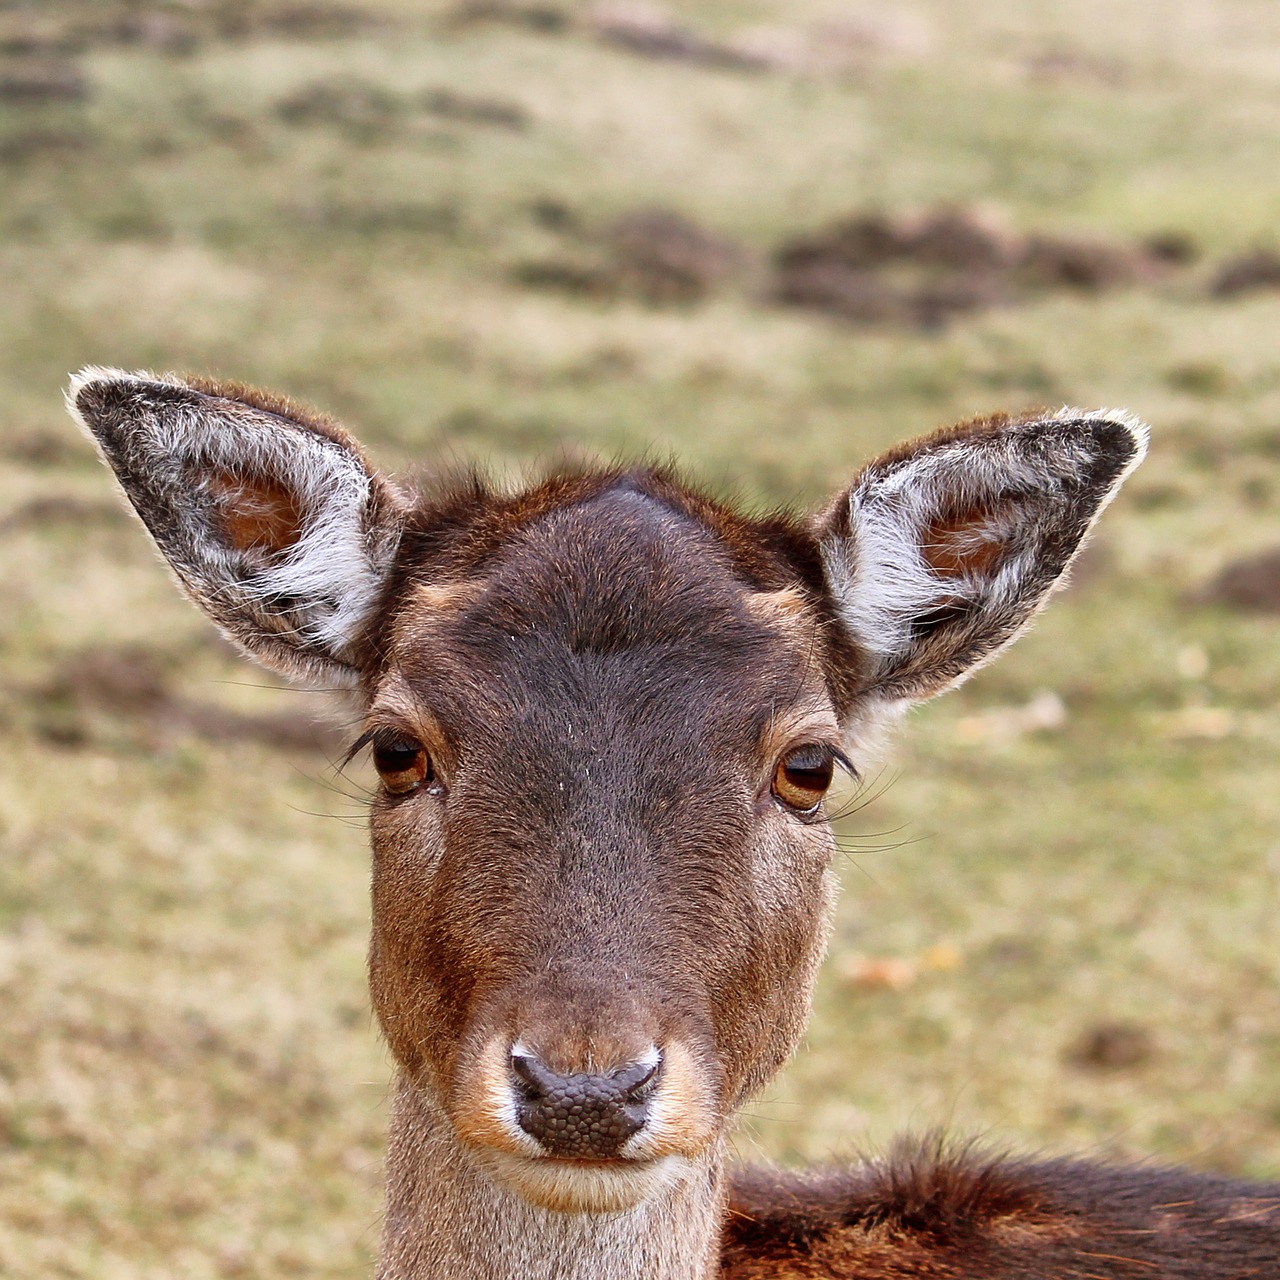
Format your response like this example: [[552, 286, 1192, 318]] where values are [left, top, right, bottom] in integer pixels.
[[475, 1147, 690, 1213]]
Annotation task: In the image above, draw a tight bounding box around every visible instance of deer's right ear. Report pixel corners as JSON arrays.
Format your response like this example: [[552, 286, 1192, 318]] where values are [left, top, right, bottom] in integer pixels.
[[68, 368, 405, 686]]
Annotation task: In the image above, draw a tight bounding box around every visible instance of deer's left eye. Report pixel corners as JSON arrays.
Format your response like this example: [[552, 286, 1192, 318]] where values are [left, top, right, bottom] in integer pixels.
[[373, 735, 433, 796], [772, 745, 836, 815]]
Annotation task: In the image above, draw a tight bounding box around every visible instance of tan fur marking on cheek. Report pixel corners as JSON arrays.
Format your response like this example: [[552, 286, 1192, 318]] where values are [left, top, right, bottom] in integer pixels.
[[208, 470, 306, 553], [451, 1036, 542, 1159], [624, 1040, 718, 1161]]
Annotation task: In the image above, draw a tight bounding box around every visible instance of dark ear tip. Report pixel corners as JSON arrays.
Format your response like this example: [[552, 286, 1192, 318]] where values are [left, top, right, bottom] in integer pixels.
[[1052, 409, 1150, 470], [67, 365, 140, 413], [65, 367, 188, 435]]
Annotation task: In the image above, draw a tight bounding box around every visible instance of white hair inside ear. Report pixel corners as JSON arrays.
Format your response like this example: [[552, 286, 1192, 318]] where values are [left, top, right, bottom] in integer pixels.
[[818, 409, 1148, 705]]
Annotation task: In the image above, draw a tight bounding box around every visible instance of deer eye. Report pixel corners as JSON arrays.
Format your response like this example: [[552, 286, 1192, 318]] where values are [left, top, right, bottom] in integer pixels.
[[372, 734, 433, 796], [771, 744, 836, 815]]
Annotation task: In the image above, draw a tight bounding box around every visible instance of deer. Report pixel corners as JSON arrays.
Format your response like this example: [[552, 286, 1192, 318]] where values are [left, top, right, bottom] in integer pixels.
[[68, 367, 1280, 1279]]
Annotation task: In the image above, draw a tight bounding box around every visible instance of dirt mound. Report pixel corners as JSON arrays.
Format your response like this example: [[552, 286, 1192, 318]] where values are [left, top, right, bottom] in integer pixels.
[[587, 2, 771, 72], [42, 644, 176, 716], [421, 88, 527, 131], [31, 643, 342, 755], [276, 77, 529, 141], [771, 206, 1181, 328], [514, 206, 747, 305], [584, 4, 932, 76], [446, 2, 569, 33], [0, 2, 387, 60], [1210, 250, 1280, 298], [0, 59, 88, 103], [603, 208, 746, 302], [508, 198, 1280, 329], [1066, 1020, 1156, 1071], [1199, 547, 1280, 613], [0, 127, 93, 162], [1019, 232, 1159, 290]]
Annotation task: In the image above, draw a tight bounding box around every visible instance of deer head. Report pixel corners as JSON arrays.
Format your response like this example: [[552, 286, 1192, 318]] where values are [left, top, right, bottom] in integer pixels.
[[70, 369, 1145, 1217]]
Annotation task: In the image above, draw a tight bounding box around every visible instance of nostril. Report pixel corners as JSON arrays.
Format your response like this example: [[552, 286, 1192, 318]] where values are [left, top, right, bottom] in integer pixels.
[[611, 1055, 661, 1101], [508, 1047, 662, 1159], [510, 1049, 560, 1099]]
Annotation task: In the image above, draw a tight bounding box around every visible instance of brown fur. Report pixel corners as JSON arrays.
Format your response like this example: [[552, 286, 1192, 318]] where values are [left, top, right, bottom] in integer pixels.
[[722, 1140, 1280, 1277], [207, 469, 307, 552], [181, 372, 357, 449]]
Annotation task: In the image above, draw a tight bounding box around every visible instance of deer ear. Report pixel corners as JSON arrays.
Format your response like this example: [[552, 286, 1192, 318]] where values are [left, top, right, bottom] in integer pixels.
[[68, 367, 404, 686], [817, 410, 1147, 704]]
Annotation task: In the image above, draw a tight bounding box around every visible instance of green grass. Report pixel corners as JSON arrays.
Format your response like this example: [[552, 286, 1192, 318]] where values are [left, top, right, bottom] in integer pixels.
[[3, 1, 1280, 1274]]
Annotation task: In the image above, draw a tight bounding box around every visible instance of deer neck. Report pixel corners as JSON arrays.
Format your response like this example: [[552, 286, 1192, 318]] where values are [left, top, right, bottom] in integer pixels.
[[376, 1074, 726, 1280]]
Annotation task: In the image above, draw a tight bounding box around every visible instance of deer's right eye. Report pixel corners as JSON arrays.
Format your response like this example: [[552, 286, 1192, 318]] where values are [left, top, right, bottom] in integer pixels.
[[373, 736, 433, 796]]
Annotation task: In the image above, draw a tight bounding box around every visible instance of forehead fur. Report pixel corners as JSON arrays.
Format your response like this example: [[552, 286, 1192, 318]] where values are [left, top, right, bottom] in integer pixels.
[[372, 467, 830, 648], [373, 473, 836, 737], [389, 467, 824, 593]]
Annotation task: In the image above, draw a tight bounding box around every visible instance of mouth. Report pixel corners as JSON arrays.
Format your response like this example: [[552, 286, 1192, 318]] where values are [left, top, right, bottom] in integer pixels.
[[474, 1146, 689, 1213]]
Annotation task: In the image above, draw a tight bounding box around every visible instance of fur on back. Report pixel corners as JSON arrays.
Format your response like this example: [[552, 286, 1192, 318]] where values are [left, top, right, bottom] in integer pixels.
[[722, 1137, 1280, 1278]]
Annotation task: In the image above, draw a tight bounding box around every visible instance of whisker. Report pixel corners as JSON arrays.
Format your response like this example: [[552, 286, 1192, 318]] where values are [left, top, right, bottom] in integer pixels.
[[284, 803, 369, 829]]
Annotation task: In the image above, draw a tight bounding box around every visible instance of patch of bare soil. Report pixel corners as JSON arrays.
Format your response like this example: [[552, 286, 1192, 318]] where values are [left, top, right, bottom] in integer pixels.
[[445, 2, 570, 34], [1209, 250, 1280, 298], [276, 77, 529, 141], [509, 200, 1280, 328], [770, 206, 1186, 328], [0, 126, 93, 161], [30, 643, 343, 756], [1198, 547, 1280, 614], [446, 1, 931, 75], [514, 206, 747, 305], [0, 2, 387, 60], [587, 2, 771, 73], [1066, 1020, 1157, 1071], [38, 644, 177, 725], [0, 58, 87, 103], [421, 88, 528, 131], [275, 76, 403, 137], [584, 4, 932, 76]]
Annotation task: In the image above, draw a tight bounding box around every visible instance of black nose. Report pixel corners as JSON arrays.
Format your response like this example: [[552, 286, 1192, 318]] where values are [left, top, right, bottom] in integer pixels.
[[510, 1049, 661, 1159]]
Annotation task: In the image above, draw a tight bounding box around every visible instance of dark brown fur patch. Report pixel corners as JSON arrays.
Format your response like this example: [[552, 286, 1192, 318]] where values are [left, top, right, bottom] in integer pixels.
[[722, 1139, 1280, 1278]]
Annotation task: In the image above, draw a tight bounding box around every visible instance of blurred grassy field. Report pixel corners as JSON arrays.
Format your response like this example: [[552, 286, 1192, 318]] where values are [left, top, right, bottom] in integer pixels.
[[3, 1, 1280, 1276]]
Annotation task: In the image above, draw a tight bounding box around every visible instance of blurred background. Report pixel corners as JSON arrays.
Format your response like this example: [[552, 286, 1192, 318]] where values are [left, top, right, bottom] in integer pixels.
[[3, 0, 1280, 1275]]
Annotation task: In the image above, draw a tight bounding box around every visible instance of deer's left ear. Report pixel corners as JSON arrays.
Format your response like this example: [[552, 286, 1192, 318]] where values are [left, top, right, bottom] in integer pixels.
[[816, 410, 1148, 704], [68, 367, 406, 686]]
